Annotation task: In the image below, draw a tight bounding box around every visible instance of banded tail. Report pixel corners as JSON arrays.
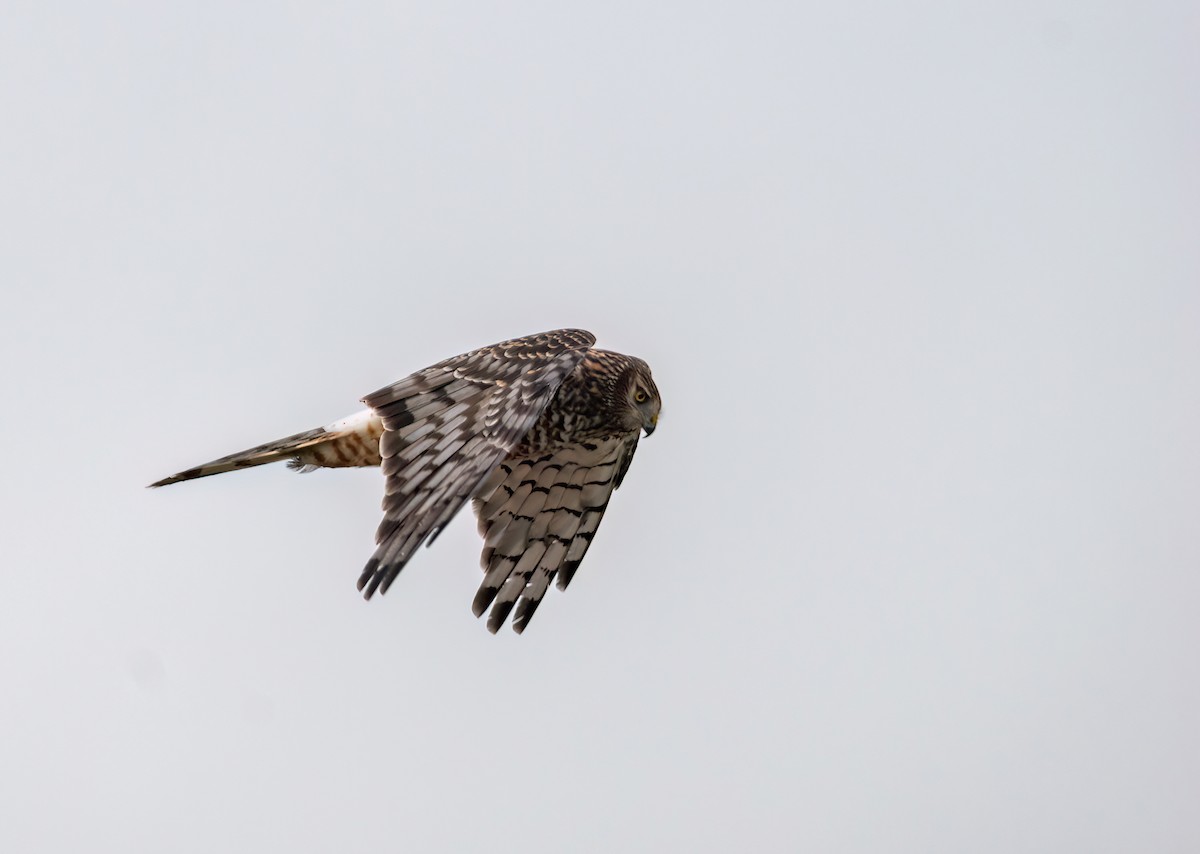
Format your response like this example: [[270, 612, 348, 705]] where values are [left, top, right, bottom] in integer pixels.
[[149, 410, 384, 487]]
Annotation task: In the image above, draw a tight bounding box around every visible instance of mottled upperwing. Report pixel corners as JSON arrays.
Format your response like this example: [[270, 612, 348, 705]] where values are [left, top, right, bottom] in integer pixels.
[[356, 329, 596, 598], [470, 432, 640, 633]]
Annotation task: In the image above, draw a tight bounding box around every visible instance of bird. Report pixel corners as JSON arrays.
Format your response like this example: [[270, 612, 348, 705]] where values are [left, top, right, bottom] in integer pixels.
[[151, 329, 661, 634]]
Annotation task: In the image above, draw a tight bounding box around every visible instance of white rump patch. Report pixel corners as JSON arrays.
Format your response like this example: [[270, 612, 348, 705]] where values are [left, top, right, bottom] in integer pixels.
[[324, 409, 379, 434]]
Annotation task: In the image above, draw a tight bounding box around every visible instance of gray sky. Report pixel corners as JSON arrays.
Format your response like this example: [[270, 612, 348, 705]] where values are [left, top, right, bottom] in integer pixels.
[[1, 2, 1197, 851]]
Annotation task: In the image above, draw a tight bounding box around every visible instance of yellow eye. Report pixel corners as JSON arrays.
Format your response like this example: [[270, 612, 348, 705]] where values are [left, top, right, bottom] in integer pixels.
[[634, 389, 648, 403]]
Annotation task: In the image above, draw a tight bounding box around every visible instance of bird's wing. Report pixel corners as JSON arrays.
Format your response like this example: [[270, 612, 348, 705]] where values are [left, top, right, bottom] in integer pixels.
[[356, 329, 596, 598], [470, 432, 640, 633]]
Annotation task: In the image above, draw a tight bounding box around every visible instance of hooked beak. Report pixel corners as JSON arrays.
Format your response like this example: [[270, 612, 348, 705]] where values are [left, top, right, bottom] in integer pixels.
[[643, 413, 658, 437]]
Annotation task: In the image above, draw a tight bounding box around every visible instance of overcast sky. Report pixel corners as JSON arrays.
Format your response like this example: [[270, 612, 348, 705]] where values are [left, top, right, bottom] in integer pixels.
[[1, 2, 1197, 852]]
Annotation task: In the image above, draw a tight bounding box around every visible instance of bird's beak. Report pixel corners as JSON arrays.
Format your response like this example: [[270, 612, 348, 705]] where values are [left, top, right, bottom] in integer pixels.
[[644, 413, 658, 437]]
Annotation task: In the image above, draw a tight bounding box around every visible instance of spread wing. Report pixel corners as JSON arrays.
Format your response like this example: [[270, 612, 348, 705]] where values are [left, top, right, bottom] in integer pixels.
[[470, 433, 640, 634], [356, 329, 596, 598]]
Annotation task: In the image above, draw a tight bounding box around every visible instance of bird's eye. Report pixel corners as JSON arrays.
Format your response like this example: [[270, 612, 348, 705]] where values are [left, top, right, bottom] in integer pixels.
[[634, 389, 648, 403]]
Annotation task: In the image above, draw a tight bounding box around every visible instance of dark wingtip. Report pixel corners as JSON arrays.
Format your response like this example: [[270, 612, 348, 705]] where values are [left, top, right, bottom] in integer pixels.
[[357, 560, 379, 598], [472, 586, 498, 618], [511, 597, 541, 635], [486, 599, 516, 634], [556, 560, 581, 591]]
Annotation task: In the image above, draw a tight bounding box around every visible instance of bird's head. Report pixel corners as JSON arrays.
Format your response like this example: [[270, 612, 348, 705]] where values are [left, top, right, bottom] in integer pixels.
[[621, 357, 661, 437]]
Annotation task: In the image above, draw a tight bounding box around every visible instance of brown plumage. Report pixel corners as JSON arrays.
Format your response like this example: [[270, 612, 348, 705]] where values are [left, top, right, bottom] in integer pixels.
[[151, 329, 661, 633]]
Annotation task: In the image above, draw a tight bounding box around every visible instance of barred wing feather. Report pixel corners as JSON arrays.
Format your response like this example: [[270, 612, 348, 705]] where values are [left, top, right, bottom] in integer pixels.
[[471, 434, 639, 633], [356, 329, 595, 598]]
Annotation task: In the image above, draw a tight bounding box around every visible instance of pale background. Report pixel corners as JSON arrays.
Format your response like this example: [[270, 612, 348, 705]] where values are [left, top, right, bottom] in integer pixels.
[[1, 2, 1197, 852]]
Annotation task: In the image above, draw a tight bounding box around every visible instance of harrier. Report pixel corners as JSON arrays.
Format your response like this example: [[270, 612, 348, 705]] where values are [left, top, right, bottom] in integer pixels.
[[152, 329, 661, 633]]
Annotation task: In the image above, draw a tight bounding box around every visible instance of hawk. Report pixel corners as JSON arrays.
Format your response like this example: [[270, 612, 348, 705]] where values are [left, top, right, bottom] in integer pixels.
[[151, 329, 661, 634]]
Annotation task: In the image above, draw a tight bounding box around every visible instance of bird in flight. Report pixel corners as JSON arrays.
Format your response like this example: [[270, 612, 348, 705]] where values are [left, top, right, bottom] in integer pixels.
[[152, 329, 661, 634]]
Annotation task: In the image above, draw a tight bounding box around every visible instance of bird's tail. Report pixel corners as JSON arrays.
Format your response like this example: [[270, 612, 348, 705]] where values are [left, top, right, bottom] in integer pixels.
[[150, 409, 385, 488], [149, 426, 341, 488]]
